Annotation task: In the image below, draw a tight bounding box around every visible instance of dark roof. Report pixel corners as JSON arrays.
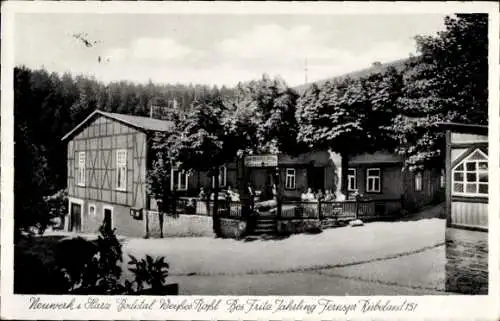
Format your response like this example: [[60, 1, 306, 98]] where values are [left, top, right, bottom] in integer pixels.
[[349, 151, 403, 165], [61, 110, 175, 141], [437, 122, 488, 135], [294, 57, 410, 94]]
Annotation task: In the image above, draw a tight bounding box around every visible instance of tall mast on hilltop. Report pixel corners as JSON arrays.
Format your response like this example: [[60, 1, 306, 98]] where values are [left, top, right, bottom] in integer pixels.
[[304, 57, 309, 84]]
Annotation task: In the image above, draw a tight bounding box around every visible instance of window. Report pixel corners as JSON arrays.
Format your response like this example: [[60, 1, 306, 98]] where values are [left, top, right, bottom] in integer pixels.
[[440, 170, 446, 188], [452, 149, 488, 197], [347, 168, 357, 191], [285, 168, 296, 189], [88, 204, 96, 217], [414, 172, 423, 192], [212, 166, 227, 188], [366, 168, 381, 193], [116, 150, 127, 191], [77, 152, 86, 186], [171, 168, 189, 191]]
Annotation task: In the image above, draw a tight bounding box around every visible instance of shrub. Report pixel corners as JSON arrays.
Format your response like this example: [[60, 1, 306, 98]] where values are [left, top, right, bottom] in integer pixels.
[[14, 249, 69, 294], [43, 189, 68, 222], [55, 237, 98, 291], [15, 222, 174, 295], [126, 255, 170, 294]]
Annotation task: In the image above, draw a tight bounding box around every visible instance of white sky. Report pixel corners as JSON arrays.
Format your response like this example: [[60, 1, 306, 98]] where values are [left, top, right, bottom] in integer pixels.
[[14, 13, 448, 87]]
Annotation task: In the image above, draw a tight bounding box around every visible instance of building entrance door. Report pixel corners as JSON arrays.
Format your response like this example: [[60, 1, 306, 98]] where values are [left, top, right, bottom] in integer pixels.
[[103, 207, 113, 232], [308, 167, 325, 192], [69, 202, 82, 232]]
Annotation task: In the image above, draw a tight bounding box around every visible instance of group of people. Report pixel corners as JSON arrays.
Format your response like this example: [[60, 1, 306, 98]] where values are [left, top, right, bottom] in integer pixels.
[[198, 185, 240, 202], [198, 185, 347, 204], [300, 188, 346, 202]]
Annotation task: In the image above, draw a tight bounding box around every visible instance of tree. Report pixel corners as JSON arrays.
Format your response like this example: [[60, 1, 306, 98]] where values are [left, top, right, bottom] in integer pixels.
[[393, 14, 488, 170], [148, 96, 236, 237], [174, 97, 236, 236], [230, 74, 305, 156], [147, 123, 179, 238], [297, 78, 367, 195], [14, 67, 52, 236], [296, 68, 402, 195]]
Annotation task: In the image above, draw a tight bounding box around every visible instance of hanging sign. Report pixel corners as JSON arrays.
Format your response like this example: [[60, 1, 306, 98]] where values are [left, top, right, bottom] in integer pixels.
[[244, 155, 278, 167], [130, 208, 143, 220]]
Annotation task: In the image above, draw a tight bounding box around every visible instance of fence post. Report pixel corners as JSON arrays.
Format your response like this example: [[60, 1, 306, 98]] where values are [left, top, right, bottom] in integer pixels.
[[355, 201, 359, 220], [318, 200, 322, 221], [145, 210, 150, 239]]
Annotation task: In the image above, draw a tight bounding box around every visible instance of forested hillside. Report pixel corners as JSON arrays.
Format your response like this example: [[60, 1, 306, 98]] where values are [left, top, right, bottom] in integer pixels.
[[14, 66, 235, 195]]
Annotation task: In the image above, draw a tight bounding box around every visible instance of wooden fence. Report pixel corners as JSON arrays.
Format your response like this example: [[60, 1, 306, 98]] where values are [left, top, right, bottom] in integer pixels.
[[171, 197, 402, 221]]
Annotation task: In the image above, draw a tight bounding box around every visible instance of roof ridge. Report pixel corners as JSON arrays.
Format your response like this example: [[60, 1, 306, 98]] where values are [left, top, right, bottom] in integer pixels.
[[61, 109, 175, 141]]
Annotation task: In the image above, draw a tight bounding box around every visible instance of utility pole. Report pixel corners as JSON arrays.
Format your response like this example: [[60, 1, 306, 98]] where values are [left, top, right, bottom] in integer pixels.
[[304, 57, 309, 84]]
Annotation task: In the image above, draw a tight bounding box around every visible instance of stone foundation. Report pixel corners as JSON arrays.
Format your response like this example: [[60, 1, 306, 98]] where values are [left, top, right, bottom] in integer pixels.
[[445, 227, 488, 294], [146, 213, 214, 238], [277, 219, 322, 235], [220, 218, 246, 239], [76, 201, 145, 238]]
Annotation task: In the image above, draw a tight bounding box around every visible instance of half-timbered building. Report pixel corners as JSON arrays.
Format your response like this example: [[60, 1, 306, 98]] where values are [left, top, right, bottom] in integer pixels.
[[62, 110, 175, 237]]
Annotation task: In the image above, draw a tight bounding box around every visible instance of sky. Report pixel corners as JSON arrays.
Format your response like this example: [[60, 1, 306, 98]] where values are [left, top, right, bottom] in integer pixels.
[[14, 13, 448, 87]]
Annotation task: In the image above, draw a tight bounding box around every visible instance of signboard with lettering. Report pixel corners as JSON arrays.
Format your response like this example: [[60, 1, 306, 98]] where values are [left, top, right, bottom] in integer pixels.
[[244, 155, 278, 167]]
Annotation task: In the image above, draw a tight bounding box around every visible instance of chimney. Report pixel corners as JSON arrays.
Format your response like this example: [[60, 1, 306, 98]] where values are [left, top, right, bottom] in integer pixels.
[[372, 61, 382, 68]]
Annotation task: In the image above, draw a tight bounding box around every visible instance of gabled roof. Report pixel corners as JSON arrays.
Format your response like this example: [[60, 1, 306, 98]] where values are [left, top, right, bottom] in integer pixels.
[[61, 110, 175, 141], [294, 57, 410, 95], [437, 122, 488, 135]]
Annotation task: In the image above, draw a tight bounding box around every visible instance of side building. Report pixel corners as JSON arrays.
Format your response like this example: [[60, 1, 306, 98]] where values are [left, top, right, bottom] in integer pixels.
[[441, 123, 488, 294], [346, 152, 444, 214], [175, 149, 442, 216]]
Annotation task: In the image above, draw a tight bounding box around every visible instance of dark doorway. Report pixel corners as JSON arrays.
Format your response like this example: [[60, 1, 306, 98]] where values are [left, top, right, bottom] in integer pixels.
[[69, 202, 82, 232], [262, 169, 276, 201], [307, 167, 325, 192], [103, 208, 113, 232]]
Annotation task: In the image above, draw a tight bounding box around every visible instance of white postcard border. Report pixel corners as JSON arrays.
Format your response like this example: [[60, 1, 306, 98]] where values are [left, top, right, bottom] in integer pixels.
[[1, 1, 499, 320]]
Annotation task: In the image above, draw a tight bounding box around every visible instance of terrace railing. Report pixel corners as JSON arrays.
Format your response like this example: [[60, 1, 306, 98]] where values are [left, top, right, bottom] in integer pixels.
[[174, 197, 243, 218], [165, 196, 402, 222]]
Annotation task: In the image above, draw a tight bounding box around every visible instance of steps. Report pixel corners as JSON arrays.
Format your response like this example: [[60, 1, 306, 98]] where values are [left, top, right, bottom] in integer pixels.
[[252, 216, 277, 235]]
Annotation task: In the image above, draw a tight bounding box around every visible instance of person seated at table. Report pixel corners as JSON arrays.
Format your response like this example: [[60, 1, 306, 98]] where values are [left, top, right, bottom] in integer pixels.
[[209, 191, 226, 200], [316, 189, 324, 201], [226, 185, 240, 202], [199, 187, 207, 200], [301, 188, 316, 202], [323, 189, 334, 201]]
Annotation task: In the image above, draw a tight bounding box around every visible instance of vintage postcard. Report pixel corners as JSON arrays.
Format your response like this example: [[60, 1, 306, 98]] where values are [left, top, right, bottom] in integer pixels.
[[1, 1, 499, 320]]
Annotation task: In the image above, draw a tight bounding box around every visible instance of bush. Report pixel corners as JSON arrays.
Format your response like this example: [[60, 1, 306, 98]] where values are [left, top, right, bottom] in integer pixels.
[[43, 189, 68, 230], [14, 249, 69, 294], [55, 237, 98, 291], [65, 225, 125, 294], [15, 222, 175, 295], [126, 255, 170, 294]]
